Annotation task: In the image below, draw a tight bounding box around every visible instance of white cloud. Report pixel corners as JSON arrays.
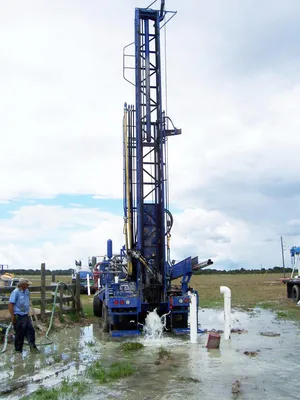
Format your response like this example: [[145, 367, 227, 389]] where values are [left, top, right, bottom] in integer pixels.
[[0, 204, 125, 269], [0, 204, 251, 270], [1, 0, 300, 270], [0, 203, 285, 271]]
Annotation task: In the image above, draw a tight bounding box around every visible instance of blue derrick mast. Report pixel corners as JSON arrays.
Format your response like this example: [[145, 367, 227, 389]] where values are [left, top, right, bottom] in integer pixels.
[[93, 1, 213, 336]]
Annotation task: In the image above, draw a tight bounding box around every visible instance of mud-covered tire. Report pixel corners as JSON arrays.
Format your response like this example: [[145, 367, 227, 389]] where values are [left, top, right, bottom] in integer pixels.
[[102, 302, 109, 332], [93, 295, 102, 317], [90, 287, 96, 295], [291, 284, 300, 302]]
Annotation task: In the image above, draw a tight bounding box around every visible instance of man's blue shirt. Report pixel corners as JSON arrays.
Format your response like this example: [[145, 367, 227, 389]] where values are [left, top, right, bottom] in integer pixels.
[[9, 288, 30, 315]]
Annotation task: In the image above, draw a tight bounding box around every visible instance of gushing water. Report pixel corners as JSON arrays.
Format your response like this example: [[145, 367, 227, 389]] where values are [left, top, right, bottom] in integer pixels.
[[143, 308, 164, 339]]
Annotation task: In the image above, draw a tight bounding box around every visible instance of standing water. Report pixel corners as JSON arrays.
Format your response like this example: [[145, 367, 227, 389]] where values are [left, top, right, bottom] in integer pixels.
[[0, 308, 299, 399]]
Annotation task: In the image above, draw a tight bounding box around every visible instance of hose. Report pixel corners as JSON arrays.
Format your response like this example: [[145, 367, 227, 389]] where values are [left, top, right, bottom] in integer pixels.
[[165, 208, 173, 235], [123, 105, 133, 275], [1, 322, 12, 354], [0, 281, 76, 353]]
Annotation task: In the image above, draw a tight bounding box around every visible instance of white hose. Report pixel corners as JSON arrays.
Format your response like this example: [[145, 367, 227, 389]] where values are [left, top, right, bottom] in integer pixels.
[[1, 322, 13, 354]]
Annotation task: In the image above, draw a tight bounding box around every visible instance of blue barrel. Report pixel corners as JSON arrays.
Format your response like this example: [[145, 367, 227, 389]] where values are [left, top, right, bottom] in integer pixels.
[[107, 239, 113, 259]]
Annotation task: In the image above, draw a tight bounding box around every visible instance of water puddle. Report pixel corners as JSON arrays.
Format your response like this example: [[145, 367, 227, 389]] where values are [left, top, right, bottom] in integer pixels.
[[0, 308, 299, 399]]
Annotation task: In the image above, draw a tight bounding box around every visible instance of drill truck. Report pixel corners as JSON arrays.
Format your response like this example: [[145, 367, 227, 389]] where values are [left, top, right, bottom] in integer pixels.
[[92, 1, 213, 336], [281, 246, 300, 302]]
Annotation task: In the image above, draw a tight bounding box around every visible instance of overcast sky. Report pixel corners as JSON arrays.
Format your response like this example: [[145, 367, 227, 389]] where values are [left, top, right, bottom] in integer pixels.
[[1, 0, 300, 270]]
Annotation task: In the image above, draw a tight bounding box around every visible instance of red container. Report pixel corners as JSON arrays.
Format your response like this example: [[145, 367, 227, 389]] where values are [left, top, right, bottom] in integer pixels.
[[206, 331, 221, 349]]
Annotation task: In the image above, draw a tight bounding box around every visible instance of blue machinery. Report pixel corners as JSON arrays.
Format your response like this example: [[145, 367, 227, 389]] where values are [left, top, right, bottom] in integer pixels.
[[281, 246, 300, 302], [93, 1, 213, 336], [290, 246, 300, 278]]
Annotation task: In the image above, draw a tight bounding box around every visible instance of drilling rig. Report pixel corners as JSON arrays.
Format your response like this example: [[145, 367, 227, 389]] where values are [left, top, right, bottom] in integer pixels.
[[92, 1, 213, 336], [281, 246, 300, 303]]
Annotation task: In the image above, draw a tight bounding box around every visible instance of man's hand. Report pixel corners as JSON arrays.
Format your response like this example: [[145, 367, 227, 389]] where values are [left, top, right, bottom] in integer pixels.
[[11, 315, 16, 325]]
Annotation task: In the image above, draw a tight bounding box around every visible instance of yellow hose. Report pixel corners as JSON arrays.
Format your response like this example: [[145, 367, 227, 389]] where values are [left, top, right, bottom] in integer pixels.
[[167, 233, 171, 249], [123, 106, 133, 275]]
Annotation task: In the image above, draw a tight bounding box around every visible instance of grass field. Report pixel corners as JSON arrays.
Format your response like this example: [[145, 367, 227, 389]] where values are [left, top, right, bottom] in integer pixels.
[[187, 273, 300, 321]]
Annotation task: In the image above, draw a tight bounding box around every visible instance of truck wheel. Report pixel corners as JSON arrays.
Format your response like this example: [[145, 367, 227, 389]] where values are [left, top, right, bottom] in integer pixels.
[[291, 285, 300, 302], [93, 295, 102, 317], [102, 302, 109, 332]]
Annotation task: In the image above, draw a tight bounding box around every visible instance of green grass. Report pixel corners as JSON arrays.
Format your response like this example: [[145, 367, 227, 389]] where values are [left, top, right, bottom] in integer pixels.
[[68, 312, 81, 322], [178, 376, 201, 383], [199, 299, 223, 308], [119, 342, 144, 352], [82, 301, 94, 318], [107, 361, 136, 379], [276, 310, 289, 318], [53, 354, 62, 363], [86, 360, 136, 383], [85, 340, 96, 347], [86, 361, 108, 383], [21, 387, 59, 400], [157, 346, 171, 360], [20, 379, 90, 400]]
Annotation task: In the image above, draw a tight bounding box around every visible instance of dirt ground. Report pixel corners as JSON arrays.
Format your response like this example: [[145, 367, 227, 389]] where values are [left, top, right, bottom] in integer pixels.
[[0, 309, 10, 323]]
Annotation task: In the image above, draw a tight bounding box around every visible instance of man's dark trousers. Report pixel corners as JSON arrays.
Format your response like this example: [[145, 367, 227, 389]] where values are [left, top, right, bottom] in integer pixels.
[[14, 315, 36, 351]]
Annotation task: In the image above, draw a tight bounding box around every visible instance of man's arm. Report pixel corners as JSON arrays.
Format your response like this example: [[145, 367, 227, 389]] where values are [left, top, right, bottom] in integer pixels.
[[8, 290, 17, 324], [8, 302, 16, 324]]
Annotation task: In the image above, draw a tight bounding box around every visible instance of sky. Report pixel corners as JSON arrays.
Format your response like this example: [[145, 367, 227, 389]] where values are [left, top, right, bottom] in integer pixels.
[[1, 0, 300, 271]]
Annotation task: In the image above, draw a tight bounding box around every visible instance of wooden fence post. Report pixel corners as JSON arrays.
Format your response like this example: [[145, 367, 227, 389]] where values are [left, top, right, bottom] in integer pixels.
[[59, 284, 63, 318], [72, 284, 75, 310], [76, 273, 81, 313], [41, 263, 46, 322], [51, 272, 56, 284]]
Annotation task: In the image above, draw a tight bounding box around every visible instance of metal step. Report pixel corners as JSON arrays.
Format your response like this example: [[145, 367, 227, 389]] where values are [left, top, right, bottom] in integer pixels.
[[111, 330, 141, 337], [172, 328, 206, 335]]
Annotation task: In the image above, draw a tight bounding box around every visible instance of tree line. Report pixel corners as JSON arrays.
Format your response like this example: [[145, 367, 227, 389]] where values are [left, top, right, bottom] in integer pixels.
[[2, 269, 74, 276], [194, 266, 291, 275], [3, 266, 290, 276]]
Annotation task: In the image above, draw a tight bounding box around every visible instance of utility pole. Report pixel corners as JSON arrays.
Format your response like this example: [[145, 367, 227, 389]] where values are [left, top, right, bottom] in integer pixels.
[[281, 236, 286, 277]]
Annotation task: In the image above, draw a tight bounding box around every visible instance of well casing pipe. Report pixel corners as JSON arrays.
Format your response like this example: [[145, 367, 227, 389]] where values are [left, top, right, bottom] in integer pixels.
[[220, 286, 231, 340], [189, 292, 198, 343]]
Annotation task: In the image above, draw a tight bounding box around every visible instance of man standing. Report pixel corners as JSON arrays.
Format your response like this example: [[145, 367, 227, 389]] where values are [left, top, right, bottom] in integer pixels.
[[8, 278, 39, 353]]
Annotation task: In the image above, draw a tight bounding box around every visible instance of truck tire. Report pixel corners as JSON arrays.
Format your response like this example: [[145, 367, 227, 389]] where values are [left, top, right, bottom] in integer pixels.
[[93, 295, 102, 317], [291, 285, 300, 302], [102, 302, 109, 332]]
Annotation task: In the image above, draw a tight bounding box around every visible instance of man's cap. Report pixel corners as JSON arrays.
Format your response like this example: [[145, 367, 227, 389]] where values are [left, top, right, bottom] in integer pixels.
[[18, 278, 32, 286]]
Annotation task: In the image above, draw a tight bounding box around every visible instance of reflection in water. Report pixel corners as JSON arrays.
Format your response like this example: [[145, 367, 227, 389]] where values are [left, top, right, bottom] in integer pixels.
[[0, 308, 299, 400]]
